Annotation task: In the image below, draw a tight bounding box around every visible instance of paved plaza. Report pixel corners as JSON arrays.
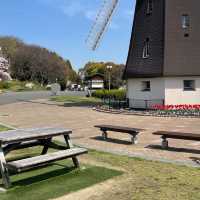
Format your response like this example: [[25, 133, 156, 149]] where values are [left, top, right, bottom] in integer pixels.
[[0, 100, 200, 166]]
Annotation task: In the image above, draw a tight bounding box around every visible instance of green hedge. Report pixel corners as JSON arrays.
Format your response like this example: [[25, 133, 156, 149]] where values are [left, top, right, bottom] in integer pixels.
[[92, 89, 126, 101]]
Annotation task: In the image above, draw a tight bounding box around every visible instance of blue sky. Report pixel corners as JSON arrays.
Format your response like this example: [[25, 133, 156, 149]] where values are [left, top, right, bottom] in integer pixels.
[[0, 0, 136, 70]]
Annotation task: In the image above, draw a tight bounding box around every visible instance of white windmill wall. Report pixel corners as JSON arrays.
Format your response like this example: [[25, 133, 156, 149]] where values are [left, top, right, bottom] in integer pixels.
[[127, 77, 200, 108], [127, 78, 165, 108], [164, 77, 200, 105]]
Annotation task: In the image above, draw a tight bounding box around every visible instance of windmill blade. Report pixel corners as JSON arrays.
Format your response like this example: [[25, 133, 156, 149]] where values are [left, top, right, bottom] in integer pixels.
[[86, 0, 119, 51]]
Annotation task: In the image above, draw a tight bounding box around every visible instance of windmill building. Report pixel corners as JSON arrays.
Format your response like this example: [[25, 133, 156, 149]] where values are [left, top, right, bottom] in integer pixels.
[[124, 0, 200, 108]]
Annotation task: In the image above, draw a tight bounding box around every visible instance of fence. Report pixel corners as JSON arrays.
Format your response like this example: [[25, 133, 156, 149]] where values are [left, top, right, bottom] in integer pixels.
[[102, 98, 164, 110], [103, 98, 129, 109], [128, 98, 164, 110]]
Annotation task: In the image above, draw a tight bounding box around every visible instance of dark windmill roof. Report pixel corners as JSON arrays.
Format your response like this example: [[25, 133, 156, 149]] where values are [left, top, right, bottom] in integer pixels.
[[124, 0, 200, 79], [123, 0, 165, 79]]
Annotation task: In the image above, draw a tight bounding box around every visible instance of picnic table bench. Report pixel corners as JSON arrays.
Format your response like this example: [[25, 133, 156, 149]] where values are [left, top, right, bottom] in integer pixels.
[[0, 127, 88, 188], [153, 131, 200, 148], [95, 125, 143, 144]]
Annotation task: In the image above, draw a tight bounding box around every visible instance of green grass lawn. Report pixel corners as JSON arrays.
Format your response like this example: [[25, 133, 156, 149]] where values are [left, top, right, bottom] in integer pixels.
[[0, 127, 122, 200], [0, 161, 121, 200], [1, 126, 200, 199], [87, 150, 200, 200], [0, 125, 10, 131], [51, 95, 102, 106]]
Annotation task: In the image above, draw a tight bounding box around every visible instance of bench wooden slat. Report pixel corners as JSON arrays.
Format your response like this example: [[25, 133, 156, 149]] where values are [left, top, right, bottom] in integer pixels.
[[6, 148, 88, 172], [0, 127, 72, 144], [95, 125, 142, 134], [153, 131, 200, 141]]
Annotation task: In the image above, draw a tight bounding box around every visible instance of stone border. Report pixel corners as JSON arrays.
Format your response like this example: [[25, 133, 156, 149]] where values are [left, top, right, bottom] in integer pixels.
[[94, 107, 200, 119]]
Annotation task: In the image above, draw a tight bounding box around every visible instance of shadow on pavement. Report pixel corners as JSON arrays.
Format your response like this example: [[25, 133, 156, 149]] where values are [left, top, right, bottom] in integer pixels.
[[146, 144, 200, 154], [91, 136, 132, 145]]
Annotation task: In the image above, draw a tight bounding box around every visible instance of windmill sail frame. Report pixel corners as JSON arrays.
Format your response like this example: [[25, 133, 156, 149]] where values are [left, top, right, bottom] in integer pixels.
[[86, 0, 119, 51]]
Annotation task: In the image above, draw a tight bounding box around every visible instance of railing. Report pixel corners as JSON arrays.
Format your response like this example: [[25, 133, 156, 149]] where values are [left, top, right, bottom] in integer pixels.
[[102, 98, 164, 110], [128, 98, 164, 110], [103, 98, 129, 109]]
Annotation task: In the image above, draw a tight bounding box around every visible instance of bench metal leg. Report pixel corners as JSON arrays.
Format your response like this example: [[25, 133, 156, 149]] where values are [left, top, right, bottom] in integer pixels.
[[72, 157, 80, 168], [102, 131, 108, 140], [64, 135, 74, 148], [64, 134, 80, 168], [41, 138, 52, 155], [161, 137, 168, 149], [131, 135, 138, 145], [0, 146, 11, 188]]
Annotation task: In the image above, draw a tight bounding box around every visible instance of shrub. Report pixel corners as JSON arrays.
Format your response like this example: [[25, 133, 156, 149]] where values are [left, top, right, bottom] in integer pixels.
[[0, 80, 46, 91], [92, 89, 126, 101], [58, 80, 67, 91], [0, 81, 11, 89]]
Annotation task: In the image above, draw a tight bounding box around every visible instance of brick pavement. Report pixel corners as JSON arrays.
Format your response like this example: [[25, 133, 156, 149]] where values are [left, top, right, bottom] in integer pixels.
[[0, 100, 200, 166]]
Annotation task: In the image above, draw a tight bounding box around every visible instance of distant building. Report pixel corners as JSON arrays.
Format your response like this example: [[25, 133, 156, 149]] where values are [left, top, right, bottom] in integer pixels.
[[85, 74, 104, 90], [124, 0, 200, 109]]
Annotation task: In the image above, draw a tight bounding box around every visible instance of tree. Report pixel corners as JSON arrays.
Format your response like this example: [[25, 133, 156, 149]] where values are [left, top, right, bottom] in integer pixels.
[[69, 70, 81, 84], [0, 36, 77, 85], [81, 61, 125, 89]]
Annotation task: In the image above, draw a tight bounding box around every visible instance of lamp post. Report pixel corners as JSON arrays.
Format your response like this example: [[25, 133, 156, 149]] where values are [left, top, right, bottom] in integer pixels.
[[106, 65, 112, 91]]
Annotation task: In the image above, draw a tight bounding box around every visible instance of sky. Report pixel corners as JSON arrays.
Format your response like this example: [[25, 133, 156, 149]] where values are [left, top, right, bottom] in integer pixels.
[[0, 0, 136, 70]]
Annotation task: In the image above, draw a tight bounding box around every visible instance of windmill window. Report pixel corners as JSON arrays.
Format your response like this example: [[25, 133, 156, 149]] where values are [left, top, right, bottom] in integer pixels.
[[147, 0, 153, 15], [184, 33, 189, 37], [182, 14, 190, 29], [183, 80, 195, 91], [142, 81, 151, 92], [143, 38, 150, 58]]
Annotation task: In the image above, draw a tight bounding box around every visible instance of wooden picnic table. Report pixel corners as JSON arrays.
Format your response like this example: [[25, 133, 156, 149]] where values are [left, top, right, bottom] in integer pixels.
[[0, 127, 87, 188]]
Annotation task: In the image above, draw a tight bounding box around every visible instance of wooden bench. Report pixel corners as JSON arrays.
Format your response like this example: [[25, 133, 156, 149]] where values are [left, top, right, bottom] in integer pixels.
[[95, 125, 143, 144], [6, 148, 88, 172], [153, 131, 200, 148]]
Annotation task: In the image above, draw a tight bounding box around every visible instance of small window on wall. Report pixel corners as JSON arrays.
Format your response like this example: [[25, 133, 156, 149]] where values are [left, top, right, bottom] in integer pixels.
[[147, 0, 153, 15], [182, 14, 190, 29], [142, 81, 151, 92], [183, 80, 195, 91], [143, 38, 150, 58]]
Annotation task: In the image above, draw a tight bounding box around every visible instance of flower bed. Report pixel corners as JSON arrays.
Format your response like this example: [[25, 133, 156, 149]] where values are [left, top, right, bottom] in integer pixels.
[[152, 104, 200, 117], [94, 104, 200, 118]]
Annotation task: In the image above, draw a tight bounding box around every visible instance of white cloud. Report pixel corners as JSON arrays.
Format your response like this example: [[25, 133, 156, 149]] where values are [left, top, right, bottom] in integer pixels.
[[110, 22, 120, 30], [123, 10, 133, 19], [38, 0, 120, 30], [85, 10, 97, 21], [60, 2, 99, 23], [61, 2, 83, 17]]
